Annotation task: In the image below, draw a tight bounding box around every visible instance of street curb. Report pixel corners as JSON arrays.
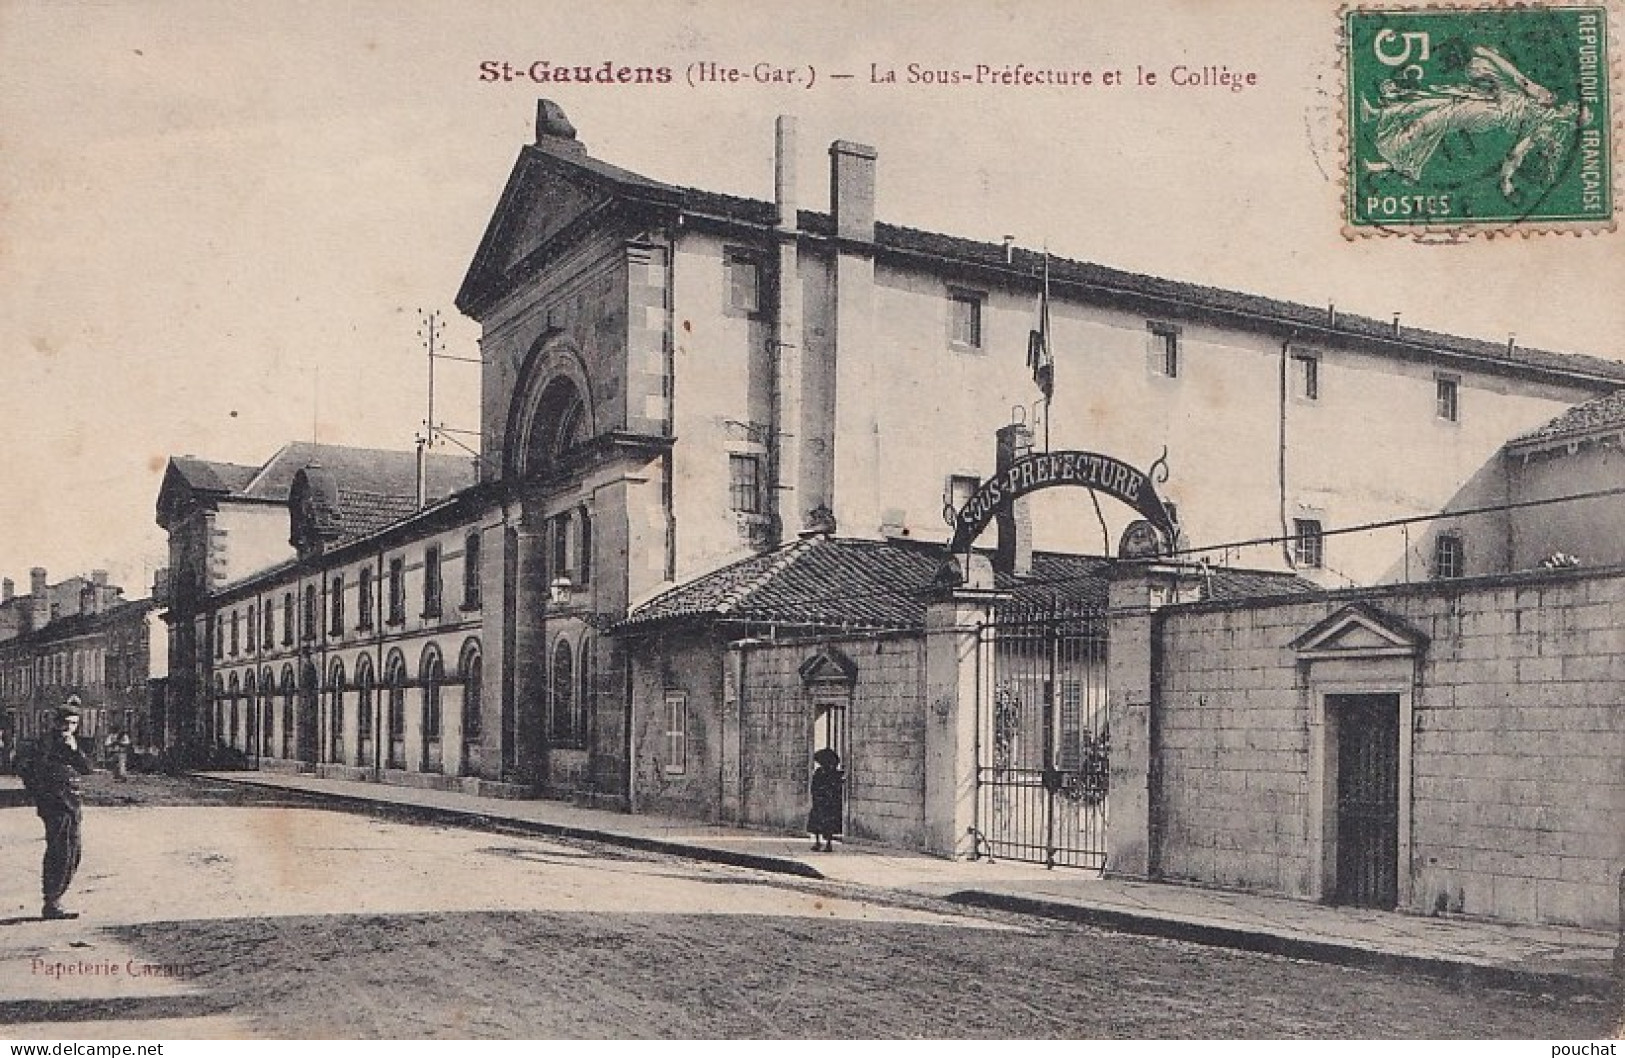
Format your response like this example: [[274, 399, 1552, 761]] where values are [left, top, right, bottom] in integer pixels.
[[192, 773, 826, 882], [944, 890, 1615, 1000]]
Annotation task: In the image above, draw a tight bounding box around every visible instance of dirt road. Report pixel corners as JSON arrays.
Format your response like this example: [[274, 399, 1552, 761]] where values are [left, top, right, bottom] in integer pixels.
[[0, 776, 1611, 1038]]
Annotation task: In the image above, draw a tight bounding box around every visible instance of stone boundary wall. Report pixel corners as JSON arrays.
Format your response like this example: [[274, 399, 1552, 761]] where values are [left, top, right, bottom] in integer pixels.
[[1155, 565, 1625, 929], [740, 635, 926, 847]]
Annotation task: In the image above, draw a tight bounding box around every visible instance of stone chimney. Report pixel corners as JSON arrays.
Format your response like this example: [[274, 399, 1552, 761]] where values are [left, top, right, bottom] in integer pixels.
[[2, 578, 12, 603], [152, 567, 170, 604], [26, 567, 48, 632], [534, 99, 586, 156], [92, 569, 108, 587], [830, 141, 877, 243], [994, 424, 1034, 578]]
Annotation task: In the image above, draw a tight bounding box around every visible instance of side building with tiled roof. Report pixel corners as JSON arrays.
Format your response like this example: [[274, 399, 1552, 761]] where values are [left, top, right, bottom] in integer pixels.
[[1430, 385, 1625, 575], [156, 443, 479, 762]]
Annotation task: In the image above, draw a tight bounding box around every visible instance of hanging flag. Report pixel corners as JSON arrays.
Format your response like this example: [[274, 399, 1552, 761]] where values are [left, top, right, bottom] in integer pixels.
[[1026, 253, 1054, 400]]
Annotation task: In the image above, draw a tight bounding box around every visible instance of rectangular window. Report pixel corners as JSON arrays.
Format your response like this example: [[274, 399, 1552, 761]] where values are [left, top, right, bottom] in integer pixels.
[[358, 567, 374, 630], [1148, 322, 1180, 378], [577, 509, 592, 586], [1433, 534, 1464, 580], [282, 594, 294, 645], [725, 252, 760, 315], [463, 533, 482, 609], [948, 290, 983, 349], [214, 616, 223, 658], [387, 558, 405, 625], [263, 600, 275, 649], [729, 454, 761, 514], [229, 611, 239, 656], [423, 545, 443, 618], [1292, 518, 1324, 569], [1436, 374, 1460, 422], [329, 575, 344, 637], [1293, 352, 1320, 400], [302, 585, 317, 641], [663, 691, 687, 774], [550, 515, 570, 587], [247, 606, 258, 654]]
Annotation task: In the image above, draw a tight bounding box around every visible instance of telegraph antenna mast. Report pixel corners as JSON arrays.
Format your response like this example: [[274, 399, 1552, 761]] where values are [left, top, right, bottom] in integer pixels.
[[416, 308, 489, 503]]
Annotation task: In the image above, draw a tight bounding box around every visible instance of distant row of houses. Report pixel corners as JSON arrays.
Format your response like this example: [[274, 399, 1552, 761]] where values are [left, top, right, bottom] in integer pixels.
[[6, 101, 1620, 929], [0, 567, 167, 754]]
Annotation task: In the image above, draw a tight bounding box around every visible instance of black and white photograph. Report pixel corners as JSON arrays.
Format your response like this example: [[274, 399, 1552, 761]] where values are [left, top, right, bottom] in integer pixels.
[[0, 0, 1621, 1043]]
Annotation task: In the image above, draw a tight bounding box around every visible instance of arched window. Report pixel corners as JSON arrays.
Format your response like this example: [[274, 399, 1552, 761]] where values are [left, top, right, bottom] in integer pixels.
[[260, 669, 274, 754], [281, 666, 296, 758], [386, 652, 407, 739], [550, 639, 576, 747], [460, 640, 483, 742], [328, 660, 346, 761], [355, 657, 375, 742], [244, 671, 257, 753], [421, 647, 443, 740]]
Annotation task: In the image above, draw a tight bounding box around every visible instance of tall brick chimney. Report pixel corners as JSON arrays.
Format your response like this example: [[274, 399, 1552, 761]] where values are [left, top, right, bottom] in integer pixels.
[[1, 578, 12, 603], [26, 567, 48, 632], [829, 140, 877, 243], [827, 138, 879, 537], [994, 424, 1034, 578]]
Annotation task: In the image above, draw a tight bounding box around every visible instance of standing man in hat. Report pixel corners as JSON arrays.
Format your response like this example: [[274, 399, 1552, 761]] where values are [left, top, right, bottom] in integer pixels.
[[33, 697, 94, 920]]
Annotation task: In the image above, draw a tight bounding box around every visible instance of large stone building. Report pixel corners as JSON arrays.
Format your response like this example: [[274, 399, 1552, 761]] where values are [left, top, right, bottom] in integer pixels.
[[0, 568, 166, 756], [154, 102, 1625, 926]]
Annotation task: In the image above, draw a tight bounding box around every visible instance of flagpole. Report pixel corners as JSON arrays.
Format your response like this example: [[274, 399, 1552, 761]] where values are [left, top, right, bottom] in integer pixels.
[[1042, 250, 1052, 453]]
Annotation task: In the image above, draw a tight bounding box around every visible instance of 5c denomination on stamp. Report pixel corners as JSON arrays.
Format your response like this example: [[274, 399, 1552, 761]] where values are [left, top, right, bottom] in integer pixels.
[[1345, 4, 1613, 235]]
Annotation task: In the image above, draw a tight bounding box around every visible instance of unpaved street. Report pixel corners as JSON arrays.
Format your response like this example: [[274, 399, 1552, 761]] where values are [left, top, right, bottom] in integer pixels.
[[0, 776, 1612, 1039]]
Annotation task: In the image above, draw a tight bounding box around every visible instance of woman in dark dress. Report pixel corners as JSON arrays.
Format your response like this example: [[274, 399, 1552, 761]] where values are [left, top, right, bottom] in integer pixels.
[[807, 748, 844, 852]]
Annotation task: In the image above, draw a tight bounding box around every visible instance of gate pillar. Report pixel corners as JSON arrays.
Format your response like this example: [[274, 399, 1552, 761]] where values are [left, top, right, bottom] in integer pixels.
[[924, 553, 1006, 858], [1106, 561, 1200, 878]]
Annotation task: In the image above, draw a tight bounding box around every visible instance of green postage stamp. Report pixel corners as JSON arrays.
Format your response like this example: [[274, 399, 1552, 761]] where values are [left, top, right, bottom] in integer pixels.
[[1345, 4, 1613, 233]]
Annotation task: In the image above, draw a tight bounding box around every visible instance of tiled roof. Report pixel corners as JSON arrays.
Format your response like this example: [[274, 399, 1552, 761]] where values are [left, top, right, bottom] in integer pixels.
[[1509, 389, 1625, 447], [168, 457, 258, 495], [471, 135, 1625, 385], [242, 442, 475, 503], [333, 489, 424, 543], [621, 536, 1315, 634]]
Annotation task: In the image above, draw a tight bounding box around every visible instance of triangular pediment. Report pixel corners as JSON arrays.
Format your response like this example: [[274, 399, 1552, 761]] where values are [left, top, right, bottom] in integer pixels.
[[501, 178, 609, 273], [1291, 603, 1427, 660], [456, 140, 681, 317], [799, 646, 858, 687]]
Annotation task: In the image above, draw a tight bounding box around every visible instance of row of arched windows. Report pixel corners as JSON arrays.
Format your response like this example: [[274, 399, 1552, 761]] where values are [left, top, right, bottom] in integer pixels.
[[212, 639, 482, 772]]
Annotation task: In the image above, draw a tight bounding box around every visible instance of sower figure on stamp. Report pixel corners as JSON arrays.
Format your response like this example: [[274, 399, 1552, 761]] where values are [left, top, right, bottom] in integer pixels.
[[807, 748, 844, 853], [33, 697, 94, 920]]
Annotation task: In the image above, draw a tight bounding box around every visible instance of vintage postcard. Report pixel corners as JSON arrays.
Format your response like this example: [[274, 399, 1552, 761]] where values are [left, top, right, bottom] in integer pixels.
[[0, 0, 1621, 1045]]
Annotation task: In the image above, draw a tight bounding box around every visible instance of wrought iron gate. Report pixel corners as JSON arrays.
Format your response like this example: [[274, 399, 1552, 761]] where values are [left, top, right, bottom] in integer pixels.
[[975, 606, 1109, 868]]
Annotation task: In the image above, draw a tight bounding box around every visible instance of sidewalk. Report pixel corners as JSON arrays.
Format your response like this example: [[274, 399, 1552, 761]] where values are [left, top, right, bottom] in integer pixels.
[[192, 769, 1621, 1001]]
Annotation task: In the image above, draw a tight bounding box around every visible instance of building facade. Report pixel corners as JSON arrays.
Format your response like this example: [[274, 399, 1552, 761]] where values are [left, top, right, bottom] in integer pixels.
[[0, 583, 165, 757], [153, 102, 1624, 926]]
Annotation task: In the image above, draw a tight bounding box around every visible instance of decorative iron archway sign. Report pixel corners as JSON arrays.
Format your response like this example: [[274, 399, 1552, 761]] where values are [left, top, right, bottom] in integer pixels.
[[949, 450, 1177, 553]]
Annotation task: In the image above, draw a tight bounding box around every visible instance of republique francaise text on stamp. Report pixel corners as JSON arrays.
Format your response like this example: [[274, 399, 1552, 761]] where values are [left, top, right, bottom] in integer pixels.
[[1345, 4, 1613, 233]]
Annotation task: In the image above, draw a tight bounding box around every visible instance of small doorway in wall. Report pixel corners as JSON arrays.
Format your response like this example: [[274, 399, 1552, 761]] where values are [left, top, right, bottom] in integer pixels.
[[812, 700, 849, 834], [1331, 693, 1400, 909]]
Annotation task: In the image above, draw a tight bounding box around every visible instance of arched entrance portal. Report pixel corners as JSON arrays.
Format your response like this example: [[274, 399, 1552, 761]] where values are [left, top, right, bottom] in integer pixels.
[[953, 446, 1177, 868]]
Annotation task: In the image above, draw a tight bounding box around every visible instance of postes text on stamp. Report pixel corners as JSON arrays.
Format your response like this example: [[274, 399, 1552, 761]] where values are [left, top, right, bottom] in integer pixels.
[[1346, 4, 1612, 233]]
